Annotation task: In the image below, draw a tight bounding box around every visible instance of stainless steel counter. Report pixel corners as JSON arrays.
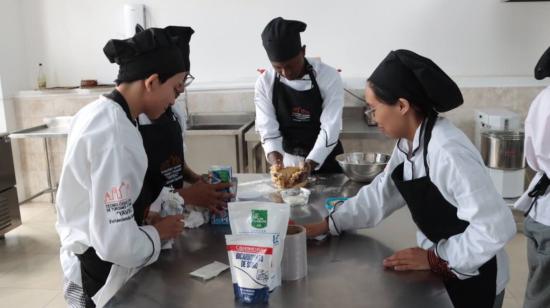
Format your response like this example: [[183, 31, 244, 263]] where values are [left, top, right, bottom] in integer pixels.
[[184, 113, 255, 173], [244, 116, 385, 143], [9, 124, 69, 203], [106, 174, 452, 307], [8, 124, 69, 139]]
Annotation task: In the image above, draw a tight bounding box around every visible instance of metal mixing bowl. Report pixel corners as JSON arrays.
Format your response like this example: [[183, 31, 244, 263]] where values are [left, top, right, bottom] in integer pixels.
[[336, 152, 390, 182]]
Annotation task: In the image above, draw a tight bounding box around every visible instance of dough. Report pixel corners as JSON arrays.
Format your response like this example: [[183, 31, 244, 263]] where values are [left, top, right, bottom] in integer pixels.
[[270, 166, 306, 189]]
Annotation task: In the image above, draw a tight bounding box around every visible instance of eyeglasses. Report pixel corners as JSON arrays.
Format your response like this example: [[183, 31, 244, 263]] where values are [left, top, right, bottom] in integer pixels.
[[364, 108, 375, 117], [183, 73, 195, 88]]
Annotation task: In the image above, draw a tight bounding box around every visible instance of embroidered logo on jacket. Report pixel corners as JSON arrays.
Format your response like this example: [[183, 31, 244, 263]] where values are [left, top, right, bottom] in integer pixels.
[[160, 154, 184, 185], [104, 182, 134, 224], [291, 107, 311, 122]]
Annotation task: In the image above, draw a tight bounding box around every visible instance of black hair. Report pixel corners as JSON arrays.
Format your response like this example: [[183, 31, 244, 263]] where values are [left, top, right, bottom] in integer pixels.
[[367, 80, 430, 117], [367, 80, 399, 105]]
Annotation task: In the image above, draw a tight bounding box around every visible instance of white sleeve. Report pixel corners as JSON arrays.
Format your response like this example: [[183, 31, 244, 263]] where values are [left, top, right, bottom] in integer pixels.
[[88, 145, 161, 269], [525, 88, 550, 174], [329, 146, 406, 235], [514, 89, 550, 212], [417, 230, 435, 250], [430, 147, 516, 279], [306, 70, 344, 168], [254, 74, 284, 158]]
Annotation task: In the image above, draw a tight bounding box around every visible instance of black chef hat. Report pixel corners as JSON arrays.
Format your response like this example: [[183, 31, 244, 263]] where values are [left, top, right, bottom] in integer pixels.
[[535, 46, 550, 80], [104, 25, 194, 83], [368, 49, 463, 113], [261, 17, 306, 62]]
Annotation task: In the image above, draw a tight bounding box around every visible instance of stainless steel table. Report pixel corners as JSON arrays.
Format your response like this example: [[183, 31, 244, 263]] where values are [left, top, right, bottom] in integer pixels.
[[9, 124, 68, 203], [106, 174, 452, 307]]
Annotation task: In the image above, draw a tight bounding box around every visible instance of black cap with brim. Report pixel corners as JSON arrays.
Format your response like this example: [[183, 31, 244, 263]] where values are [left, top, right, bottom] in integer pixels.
[[368, 49, 463, 113], [103, 26, 194, 83], [261, 17, 306, 62], [535, 46, 550, 80]]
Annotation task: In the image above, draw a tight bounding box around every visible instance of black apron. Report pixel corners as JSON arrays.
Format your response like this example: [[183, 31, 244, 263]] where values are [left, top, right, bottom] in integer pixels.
[[136, 107, 185, 223], [272, 60, 343, 174], [390, 116, 498, 308], [524, 173, 550, 217]]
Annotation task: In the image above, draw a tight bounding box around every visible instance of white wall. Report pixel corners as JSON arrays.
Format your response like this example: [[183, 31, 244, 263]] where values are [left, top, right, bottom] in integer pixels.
[[0, 77, 5, 133], [12, 0, 550, 88], [0, 0, 29, 133], [0, 0, 30, 200]]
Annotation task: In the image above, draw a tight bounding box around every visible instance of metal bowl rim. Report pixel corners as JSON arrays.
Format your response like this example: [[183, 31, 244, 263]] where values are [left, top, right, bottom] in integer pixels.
[[481, 130, 525, 139], [336, 152, 391, 166]]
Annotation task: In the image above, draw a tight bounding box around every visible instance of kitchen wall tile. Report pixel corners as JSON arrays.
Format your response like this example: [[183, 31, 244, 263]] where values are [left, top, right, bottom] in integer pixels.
[[11, 86, 546, 201]]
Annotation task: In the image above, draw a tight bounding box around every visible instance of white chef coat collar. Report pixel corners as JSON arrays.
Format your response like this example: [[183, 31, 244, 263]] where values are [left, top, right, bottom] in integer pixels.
[[397, 118, 426, 158], [276, 57, 318, 82]]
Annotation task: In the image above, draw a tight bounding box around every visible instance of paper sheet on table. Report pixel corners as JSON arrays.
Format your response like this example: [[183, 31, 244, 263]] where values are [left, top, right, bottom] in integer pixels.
[[189, 261, 229, 280]]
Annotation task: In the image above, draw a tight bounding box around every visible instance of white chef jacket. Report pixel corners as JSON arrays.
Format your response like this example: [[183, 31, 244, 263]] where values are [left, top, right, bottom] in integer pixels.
[[514, 85, 550, 226], [56, 95, 161, 307], [254, 57, 344, 169], [329, 117, 516, 294], [137, 100, 187, 153]]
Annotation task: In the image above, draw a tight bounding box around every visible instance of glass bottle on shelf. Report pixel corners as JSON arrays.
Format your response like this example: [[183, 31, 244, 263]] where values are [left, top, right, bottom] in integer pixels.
[[37, 63, 47, 90]]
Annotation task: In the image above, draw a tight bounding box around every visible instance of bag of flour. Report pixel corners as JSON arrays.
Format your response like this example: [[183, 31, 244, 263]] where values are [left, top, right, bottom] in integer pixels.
[[228, 201, 290, 290]]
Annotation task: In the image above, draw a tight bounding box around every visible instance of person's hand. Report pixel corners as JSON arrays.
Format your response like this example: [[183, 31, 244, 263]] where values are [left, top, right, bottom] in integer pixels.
[[383, 247, 430, 271], [297, 159, 318, 183], [268, 151, 284, 170], [145, 211, 162, 225], [178, 182, 233, 213], [303, 218, 329, 238], [196, 174, 209, 184], [181, 162, 205, 184], [188, 173, 209, 184], [188, 173, 204, 184], [153, 214, 184, 240]]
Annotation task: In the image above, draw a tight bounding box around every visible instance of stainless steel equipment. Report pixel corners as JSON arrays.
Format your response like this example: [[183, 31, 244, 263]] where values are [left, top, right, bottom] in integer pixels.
[[105, 174, 452, 308], [336, 152, 390, 182], [480, 130, 526, 198], [0, 133, 21, 236], [9, 117, 70, 203], [474, 108, 525, 198], [480, 130, 525, 170], [474, 108, 521, 150], [185, 113, 254, 173], [343, 88, 378, 126]]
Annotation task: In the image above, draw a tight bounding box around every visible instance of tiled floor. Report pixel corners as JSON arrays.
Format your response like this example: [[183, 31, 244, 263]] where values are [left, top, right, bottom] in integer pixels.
[[0, 202, 65, 307], [0, 202, 528, 308]]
